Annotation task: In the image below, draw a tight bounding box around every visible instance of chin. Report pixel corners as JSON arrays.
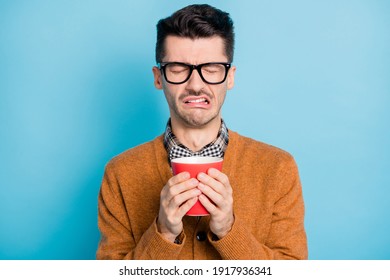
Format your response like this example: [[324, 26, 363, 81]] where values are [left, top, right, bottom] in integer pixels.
[[182, 114, 219, 128]]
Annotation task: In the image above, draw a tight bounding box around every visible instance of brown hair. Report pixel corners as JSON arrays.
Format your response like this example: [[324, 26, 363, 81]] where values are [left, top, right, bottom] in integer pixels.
[[155, 4, 235, 63]]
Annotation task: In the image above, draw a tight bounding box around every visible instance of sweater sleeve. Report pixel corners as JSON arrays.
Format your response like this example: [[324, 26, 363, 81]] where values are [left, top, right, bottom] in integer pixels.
[[209, 156, 308, 260], [96, 163, 185, 260]]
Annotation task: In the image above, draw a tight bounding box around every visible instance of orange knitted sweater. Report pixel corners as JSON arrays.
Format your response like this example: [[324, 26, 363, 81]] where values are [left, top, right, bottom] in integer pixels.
[[96, 130, 308, 259]]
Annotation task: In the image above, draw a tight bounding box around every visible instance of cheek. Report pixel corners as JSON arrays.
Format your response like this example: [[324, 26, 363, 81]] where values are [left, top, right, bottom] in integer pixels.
[[163, 86, 180, 106], [163, 83, 186, 99], [215, 85, 228, 102], [163, 90, 175, 104]]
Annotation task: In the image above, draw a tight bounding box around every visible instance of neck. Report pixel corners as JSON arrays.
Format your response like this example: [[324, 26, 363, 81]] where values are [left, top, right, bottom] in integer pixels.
[[171, 117, 222, 152]]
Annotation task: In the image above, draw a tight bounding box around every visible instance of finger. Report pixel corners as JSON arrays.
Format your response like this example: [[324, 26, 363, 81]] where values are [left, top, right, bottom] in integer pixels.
[[197, 172, 224, 194], [177, 197, 198, 217], [166, 178, 199, 200], [161, 172, 191, 197], [197, 182, 224, 206], [208, 168, 231, 190], [169, 187, 202, 209], [198, 194, 218, 214], [168, 171, 191, 187]]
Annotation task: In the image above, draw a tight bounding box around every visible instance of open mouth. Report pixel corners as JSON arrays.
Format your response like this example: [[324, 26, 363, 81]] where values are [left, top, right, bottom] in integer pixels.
[[184, 97, 209, 105]]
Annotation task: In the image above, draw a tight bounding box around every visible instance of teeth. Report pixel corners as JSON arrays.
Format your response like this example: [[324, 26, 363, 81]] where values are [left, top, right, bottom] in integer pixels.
[[187, 98, 207, 103]]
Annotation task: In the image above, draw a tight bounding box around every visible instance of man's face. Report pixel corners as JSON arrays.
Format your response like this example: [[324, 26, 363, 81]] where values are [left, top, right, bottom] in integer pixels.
[[153, 36, 236, 128]]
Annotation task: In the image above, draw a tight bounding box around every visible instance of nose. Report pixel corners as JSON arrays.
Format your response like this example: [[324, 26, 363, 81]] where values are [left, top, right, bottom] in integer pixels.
[[185, 68, 205, 92]]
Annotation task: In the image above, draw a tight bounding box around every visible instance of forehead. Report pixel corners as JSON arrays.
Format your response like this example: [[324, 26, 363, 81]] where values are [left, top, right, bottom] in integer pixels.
[[163, 36, 227, 63]]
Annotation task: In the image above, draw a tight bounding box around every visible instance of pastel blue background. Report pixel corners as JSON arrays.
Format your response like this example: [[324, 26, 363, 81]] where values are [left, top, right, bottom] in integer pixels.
[[0, 0, 389, 260]]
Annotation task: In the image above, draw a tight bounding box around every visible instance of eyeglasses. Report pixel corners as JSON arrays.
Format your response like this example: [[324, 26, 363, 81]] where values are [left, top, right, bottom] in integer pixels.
[[158, 62, 231, 85]]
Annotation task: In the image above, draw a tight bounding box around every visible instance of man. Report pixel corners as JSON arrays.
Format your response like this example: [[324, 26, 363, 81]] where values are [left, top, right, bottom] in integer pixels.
[[96, 4, 307, 260]]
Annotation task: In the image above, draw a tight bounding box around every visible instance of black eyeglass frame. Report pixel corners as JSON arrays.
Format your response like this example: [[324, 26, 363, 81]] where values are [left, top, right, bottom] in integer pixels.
[[158, 62, 232, 85]]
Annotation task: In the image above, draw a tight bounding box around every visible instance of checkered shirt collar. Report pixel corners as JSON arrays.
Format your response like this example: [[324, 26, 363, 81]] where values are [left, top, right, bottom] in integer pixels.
[[163, 119, 229, 162]]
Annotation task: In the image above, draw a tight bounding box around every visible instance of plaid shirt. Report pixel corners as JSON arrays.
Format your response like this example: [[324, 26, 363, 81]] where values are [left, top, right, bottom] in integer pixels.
[[163, 119, 229, 162]]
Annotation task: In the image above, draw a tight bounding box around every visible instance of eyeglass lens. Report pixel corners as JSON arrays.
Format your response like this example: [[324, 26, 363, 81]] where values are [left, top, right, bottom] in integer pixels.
[[163, 63, 228, 84]]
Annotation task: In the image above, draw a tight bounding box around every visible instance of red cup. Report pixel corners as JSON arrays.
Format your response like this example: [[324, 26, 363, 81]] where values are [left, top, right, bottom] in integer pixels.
[[171, 156, 223, 216]]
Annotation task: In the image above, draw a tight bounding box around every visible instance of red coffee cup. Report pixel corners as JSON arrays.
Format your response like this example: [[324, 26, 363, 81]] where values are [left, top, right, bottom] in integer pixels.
[[171, 156, 223, 216]]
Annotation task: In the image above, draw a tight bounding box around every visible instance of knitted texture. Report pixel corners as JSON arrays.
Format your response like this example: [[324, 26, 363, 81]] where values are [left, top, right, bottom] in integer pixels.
[[96, 130, 308, 260]]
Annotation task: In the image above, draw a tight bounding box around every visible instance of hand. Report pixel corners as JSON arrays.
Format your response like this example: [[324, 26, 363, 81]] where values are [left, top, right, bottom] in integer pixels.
[[157, 172, 201, 242], [197, 168, 234, 239]]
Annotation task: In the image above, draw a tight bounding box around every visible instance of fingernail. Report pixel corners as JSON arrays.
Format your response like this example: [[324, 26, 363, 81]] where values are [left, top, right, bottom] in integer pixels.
[[198, 173, 206, 180], [191, 178, 199, 186]]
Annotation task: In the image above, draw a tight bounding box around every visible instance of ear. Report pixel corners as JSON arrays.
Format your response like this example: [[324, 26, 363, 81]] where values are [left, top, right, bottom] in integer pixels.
[[227, 65, 236, 90], [152, 66, 163, 89]]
